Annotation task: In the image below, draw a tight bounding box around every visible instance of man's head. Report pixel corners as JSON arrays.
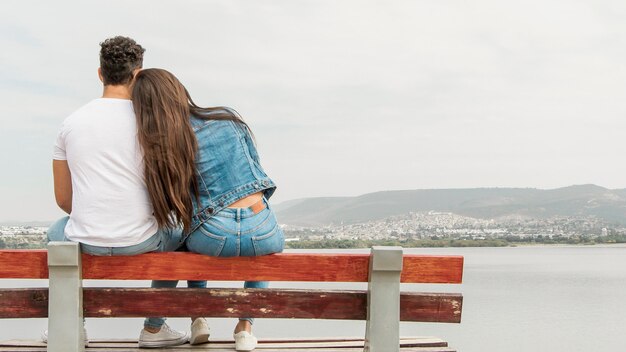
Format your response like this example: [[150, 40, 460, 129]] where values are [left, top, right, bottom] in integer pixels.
[[99, 36, 145, 86]]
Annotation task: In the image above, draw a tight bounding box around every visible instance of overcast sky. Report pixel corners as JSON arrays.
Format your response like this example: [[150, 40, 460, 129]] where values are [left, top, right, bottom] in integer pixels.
[[2, 0, 626, 222]]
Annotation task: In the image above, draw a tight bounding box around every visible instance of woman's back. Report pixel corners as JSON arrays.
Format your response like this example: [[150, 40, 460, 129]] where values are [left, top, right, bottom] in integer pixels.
[[189, 115, 276, 232]]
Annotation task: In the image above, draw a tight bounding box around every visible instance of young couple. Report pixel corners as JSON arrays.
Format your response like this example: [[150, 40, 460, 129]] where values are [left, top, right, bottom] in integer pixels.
[[47, 36, 284, 350]]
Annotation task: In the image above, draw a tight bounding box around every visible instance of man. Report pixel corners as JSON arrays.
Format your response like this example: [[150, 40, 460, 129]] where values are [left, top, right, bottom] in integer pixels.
[[48, 36, 208, 347]]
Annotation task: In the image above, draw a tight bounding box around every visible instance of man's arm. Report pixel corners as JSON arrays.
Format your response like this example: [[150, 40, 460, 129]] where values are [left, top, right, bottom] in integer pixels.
[[53, 160, 72, 214]]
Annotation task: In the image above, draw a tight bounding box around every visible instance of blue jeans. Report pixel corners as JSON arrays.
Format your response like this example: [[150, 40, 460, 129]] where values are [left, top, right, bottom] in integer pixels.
[[47, 217, 204, 328], [47, 216, 186, 255], [186, 198, 284, 258], [156, 198, 284, 325]]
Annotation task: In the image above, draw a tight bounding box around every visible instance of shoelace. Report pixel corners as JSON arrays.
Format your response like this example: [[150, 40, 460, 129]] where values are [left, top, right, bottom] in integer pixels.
[[161, 325, 175, 334]]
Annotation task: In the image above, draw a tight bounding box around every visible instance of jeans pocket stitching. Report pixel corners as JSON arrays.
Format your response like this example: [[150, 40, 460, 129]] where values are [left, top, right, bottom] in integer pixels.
[[195, 227, 227, 256], [252, 225, 278, 242], [251, 226, 284, 256], [239, 210, 273, 235], [201, 218, 237, 235]]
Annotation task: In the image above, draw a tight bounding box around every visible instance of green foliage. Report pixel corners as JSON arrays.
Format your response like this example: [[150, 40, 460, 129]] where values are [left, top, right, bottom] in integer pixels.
[[284, 234, 626, 249], [594, 234, 626, 244]]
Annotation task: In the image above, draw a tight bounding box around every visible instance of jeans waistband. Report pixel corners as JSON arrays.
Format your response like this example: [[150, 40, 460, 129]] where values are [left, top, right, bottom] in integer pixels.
[[216, 197, 269, 219]]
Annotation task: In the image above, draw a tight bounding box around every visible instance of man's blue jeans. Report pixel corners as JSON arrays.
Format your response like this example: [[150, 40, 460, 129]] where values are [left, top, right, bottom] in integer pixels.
[[47, 216, 204, 329], [48, 216, 186, 255]]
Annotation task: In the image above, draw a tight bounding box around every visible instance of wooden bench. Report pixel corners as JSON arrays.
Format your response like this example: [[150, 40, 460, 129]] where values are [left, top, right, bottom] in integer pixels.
[[0, 244, 463, 351]]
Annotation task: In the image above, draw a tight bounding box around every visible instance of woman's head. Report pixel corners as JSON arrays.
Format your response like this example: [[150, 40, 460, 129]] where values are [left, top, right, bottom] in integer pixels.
[[132, 68, 197, 232]]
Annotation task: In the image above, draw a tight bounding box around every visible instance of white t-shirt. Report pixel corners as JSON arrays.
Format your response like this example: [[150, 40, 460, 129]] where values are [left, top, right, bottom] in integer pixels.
[[53, 98, 158, 247]]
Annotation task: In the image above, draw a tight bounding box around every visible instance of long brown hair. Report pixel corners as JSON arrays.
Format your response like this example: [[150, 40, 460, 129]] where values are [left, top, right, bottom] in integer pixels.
[[132, 68, 245, 231]]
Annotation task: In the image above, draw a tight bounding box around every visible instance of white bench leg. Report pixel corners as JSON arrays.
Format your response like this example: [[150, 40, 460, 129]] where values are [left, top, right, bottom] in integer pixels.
[[47, 242, 85, 352], [364, 246, 403, 352]]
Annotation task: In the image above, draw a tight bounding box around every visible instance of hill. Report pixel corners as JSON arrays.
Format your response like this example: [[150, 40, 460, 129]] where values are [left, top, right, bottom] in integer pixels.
[[275, 184, 626, 226]]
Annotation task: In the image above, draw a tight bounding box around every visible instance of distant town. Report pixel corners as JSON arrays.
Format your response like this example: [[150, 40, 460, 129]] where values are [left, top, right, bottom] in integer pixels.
[[4, 211, 626, 249], [0, 225, 47, 249], [282, 211, 626, 248]]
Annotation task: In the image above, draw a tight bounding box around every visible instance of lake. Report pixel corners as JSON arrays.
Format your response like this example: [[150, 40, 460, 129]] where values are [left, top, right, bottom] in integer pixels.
[[2, 245, 626, 351]]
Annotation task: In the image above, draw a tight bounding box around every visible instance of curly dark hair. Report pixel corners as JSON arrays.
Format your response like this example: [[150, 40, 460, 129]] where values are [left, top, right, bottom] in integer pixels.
[[99, 36, 145, 86]]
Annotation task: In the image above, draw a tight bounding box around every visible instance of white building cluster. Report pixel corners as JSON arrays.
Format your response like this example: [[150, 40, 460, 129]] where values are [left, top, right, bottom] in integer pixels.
[[0, 226, 47, 248], [283, 211, 621, 242]]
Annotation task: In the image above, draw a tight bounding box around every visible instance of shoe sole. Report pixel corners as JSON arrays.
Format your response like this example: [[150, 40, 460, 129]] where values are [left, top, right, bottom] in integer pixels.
[[138, 335, 189, 348], [189, 332, 210, 345], [234, 335, 257, 351], [235, 344, 257, 352]]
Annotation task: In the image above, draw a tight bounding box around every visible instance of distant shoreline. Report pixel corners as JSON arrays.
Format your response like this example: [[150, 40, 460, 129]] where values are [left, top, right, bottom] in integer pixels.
[[284, 238, 626, 249], [2, 241, 626, 250]]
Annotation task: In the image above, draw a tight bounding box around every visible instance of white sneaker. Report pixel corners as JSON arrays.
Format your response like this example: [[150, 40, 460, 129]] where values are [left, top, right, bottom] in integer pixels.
[[41, 328, 89, 346], [234, 331, 257, 351], [138, 323, 189, 348], [189, 318, 210, 345]]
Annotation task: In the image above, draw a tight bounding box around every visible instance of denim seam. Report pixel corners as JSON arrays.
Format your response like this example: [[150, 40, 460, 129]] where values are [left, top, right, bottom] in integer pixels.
[[200, 219, 238, 234], [196, 171, 211, 203], [252, 227, 281, 256], [238, 211, 273, 235], [252, 226, 279, 242], [198, 226, 228, 241], [191, 118, 217, 133], [195, 227, 226, 256], [234, 122, 263, 179]]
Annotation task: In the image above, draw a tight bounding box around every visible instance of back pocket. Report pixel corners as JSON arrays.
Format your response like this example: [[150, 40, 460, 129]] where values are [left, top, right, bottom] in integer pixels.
[[251, 225, 285, 256], [187, 226, 227, 257]]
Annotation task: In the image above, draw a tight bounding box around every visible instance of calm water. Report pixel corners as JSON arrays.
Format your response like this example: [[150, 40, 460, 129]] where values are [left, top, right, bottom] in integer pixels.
[[2, 245, 626, 351]]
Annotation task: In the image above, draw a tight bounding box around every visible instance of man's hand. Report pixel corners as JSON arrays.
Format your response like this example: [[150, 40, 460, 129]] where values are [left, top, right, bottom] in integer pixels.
[[53, 160, 72, 214]]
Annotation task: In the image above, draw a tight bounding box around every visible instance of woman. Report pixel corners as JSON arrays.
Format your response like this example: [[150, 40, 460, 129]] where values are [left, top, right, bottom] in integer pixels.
[[131, 68, 284, 352]]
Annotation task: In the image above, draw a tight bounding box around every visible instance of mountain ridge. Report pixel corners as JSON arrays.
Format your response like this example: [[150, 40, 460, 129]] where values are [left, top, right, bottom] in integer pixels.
[[275, 184, 626, 226]]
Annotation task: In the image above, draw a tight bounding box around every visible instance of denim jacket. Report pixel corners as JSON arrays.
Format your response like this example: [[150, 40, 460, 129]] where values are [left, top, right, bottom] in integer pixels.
[[189, 111, 276, 233]]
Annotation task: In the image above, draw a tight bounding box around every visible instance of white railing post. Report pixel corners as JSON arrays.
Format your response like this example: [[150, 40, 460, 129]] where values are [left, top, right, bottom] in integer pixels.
[[47, 242, 85, 352], [364, 246, 403, 352]]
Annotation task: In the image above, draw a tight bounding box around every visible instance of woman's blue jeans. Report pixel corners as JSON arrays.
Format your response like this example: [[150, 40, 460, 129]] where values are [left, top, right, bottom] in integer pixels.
[[149, 198, 284, 326]]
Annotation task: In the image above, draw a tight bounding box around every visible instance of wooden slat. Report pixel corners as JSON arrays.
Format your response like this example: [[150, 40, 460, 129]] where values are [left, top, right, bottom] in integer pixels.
[[0, 337, 455, 351], [241, 337, 448, 349], [82, 252, 464, 283], [0, 337, 441, 344], [401, 292, 462, 323], [84, 288, 364, 320], [0, 288, 48, 318], [402, 255, 463, 284], [0, 287, 462, 322], [83, 288, 462, 323], [82, 252, 370, 282], [82, 338, 447, 349], [0, 250, 48, 279], [0, 250, 464, 284]]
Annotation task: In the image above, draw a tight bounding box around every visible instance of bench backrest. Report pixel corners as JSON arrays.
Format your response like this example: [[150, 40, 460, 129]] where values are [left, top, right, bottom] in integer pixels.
[[0, 248, 463, 323]]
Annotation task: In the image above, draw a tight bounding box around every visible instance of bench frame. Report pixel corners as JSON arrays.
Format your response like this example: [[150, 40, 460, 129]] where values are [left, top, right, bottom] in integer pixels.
[[1, 243, 463, 352]]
